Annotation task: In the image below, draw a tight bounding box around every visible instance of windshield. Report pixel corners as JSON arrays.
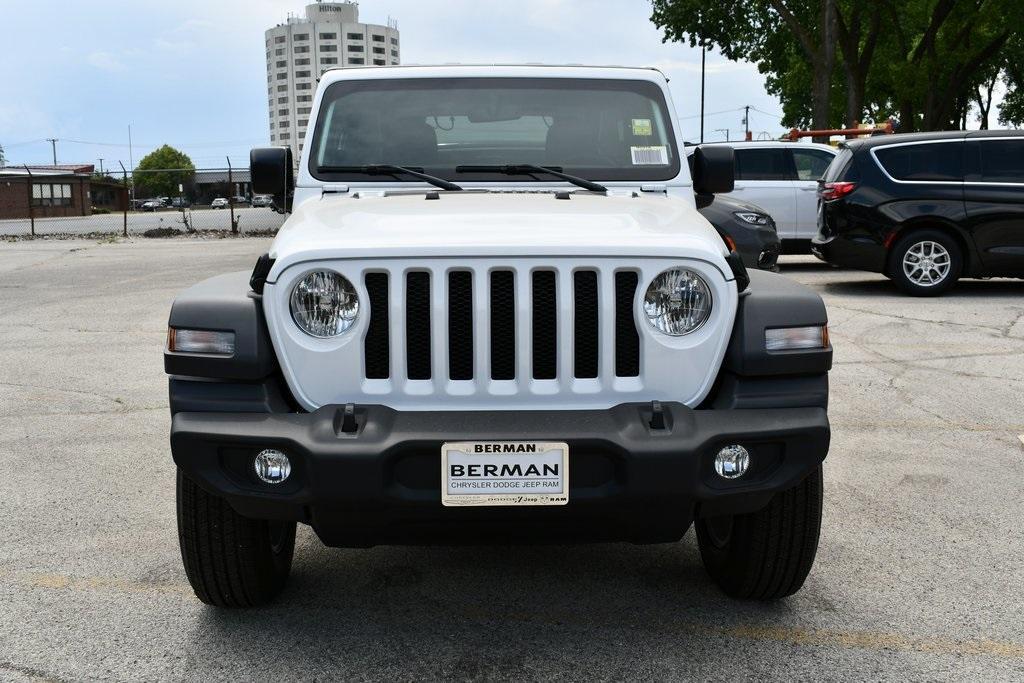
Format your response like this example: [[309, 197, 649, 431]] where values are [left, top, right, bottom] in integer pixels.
[[309, 77, 680, 183]]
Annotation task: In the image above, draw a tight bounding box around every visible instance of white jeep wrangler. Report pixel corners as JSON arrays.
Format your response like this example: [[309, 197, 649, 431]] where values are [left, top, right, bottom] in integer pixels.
[[165, 65, 831, 607]]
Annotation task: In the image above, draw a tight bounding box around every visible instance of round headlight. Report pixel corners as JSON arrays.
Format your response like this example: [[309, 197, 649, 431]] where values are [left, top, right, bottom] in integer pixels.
[[643, 268, 713, 336], [290, 270, 359, 337]]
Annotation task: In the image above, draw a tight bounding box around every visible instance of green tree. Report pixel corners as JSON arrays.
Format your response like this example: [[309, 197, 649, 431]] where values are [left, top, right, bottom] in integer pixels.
[[0, 143, 6, 167], [133, 145, 195, 198]]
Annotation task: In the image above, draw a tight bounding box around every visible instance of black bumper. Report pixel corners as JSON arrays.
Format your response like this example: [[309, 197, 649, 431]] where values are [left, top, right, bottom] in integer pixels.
[[171, 402, 829, 547], [811, 233, 888, 273]]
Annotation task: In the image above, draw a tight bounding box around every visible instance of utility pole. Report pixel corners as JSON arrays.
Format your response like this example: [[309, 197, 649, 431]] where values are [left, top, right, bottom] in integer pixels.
[[128, 125, 135, 202], [742, 106, 750, 141], [98, 158, 104, 175], [714, 128, 730, 141], [700, 45, 706, 144], [46, 138, 58, 165]]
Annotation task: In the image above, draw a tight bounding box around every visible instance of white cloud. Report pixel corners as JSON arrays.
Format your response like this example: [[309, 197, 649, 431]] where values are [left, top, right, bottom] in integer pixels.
[[86, 51, 126, 72]]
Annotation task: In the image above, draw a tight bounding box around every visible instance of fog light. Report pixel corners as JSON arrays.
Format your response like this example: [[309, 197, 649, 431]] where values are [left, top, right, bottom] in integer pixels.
[[714, 445, 750, 479], [254, 449, 291, 484]]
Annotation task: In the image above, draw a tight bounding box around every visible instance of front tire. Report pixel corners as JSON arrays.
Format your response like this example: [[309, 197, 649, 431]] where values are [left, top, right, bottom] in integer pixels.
[[696, 465, 823, 600], [889, 229, 962, 296], [176, 470, 296, 607]]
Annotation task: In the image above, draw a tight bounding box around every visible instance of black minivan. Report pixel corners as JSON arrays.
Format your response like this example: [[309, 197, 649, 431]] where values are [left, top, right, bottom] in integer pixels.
[[812, 130, 1024, 295]]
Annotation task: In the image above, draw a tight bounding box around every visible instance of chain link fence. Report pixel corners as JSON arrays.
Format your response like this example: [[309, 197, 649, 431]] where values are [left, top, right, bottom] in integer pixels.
[[0, 166, 287, 238]]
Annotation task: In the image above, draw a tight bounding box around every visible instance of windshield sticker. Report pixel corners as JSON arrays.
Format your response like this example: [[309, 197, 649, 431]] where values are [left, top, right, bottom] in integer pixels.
[[630, 146, 669, 165], [631, 118, 653, 136]]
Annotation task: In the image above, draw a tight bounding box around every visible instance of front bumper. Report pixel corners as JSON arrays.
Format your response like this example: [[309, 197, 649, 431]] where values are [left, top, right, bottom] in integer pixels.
[[171, 402, 829, 547]]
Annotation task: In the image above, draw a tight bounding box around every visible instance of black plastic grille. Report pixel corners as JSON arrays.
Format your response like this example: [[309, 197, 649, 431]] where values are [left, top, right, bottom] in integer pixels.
[[573, 271, 599, 378], [406, 272, 431, 380], [532, 271, 557, 379], [448, 271, 474, 380], [490, 270, 516, 380], [615, 271, 640, 377], [364, 272, 390, 379]]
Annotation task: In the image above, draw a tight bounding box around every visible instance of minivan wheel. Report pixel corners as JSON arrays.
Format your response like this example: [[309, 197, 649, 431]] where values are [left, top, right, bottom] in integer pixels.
[[696, 465, 823, 600], [889, 229, 962, 296], [176, 470, 296, 607]]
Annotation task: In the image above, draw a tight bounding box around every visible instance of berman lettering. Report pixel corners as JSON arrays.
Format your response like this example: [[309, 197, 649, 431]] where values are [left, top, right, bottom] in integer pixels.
[[450, 463, 560, 478], [474, 443, 538, 453]]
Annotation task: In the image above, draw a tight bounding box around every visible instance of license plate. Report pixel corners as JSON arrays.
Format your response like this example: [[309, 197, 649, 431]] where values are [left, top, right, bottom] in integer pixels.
[[441, 441, 569, 507]]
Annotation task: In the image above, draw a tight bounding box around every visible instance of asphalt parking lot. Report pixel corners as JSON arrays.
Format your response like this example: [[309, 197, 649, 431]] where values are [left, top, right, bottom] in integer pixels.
[[0, 207, 285, 237], [1, 237, 1022, 681]]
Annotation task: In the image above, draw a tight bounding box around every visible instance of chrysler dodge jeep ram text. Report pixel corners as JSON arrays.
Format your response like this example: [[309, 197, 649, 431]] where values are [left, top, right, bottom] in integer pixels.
[[165, 65, 832, 607]]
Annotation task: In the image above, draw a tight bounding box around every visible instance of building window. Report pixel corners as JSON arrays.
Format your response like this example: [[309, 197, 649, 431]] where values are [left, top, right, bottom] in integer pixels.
[[278, 97, 288, 104], [278, 108, 288, 115], [276, 60, 287, 68], [298, 119, 308, 128], [296, 83, 312, 90], [297, 94, 312, 102], [347, 44, 364, 52], [270, 134, 275, 142], [321, 44, 337, 52], [391, 49, 399, 57], [391, 37, 398, 45], [294, 45, 309, 53], [321, 57, 338, 64], [373, 46, 385, 54], [295, 70, 310, 77], [32, 183, 73, 207], [348, 57, 364, 65], [373, 59, 385, 66], [276, 85, 287, 92], [280, 133, 291, 140], [295, 58, 310, 66], [277, 72, 288, 79], [269, 122, 275, 129], [280, 120, 290, 128], [347, 32, 362, 40], [372, 34, 385, 42], [294, 33, 308, 41], [319, 32, 337, 40], [274, 36, 286, 44], [298, 107, 312, 115], [275, 48, 284, 56]]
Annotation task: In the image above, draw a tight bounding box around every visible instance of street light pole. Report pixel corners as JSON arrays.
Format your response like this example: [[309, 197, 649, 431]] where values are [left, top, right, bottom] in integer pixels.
[[700, 44, 706, 144], [98, 158, 104, 175]]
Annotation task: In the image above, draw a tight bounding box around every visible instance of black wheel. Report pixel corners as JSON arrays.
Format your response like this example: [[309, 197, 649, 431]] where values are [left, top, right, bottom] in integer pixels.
[[696, 465, 823, 600], [176, 470, 296, 607], [889, 229, 962, 296]]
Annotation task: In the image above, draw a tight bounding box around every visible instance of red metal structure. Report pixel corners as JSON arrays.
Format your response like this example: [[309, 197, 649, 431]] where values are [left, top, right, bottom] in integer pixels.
[[782, 119, 895, 141]]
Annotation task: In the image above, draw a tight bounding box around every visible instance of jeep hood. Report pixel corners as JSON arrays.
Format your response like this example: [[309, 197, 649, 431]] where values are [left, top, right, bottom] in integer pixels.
[[267, 192, 730, 281]]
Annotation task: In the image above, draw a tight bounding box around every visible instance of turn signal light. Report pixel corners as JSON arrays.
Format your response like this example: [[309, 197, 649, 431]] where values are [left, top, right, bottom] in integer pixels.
[[167, 328, 235, 355], [765, 325, 829, 351], [819, 181, 856, 201]]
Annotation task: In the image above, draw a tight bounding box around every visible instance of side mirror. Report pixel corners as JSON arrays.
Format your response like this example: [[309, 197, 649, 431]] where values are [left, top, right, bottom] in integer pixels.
[[691, 146, 735, 195], [250, 147, 294, 213]]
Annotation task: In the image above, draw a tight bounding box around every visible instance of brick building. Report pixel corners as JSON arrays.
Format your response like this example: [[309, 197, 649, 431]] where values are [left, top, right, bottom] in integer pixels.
[[0, 165, 124, 219]]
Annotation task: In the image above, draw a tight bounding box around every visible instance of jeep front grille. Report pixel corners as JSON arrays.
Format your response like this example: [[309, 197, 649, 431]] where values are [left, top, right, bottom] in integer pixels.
[[362, 266, 641, 382]]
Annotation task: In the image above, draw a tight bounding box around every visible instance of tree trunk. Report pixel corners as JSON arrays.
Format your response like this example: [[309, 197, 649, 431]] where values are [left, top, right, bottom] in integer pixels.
[[844, 67, 865, 128], [811, 0, 838, 142]]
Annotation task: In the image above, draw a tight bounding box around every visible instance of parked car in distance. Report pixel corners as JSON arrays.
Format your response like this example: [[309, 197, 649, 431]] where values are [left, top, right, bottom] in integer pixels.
[[171, 197, 191, 208], [232, 195, 250, 206], [211, 197, 229, 209], [813, 130, 1024, 295], [697, 194, 780, 271], [251, 194, 273, 207], [688, 141, 836, 252], [140, 199, 164, 212]]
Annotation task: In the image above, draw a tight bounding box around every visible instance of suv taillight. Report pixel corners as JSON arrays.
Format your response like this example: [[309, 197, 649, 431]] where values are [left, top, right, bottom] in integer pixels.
[[819, 181, 857, 201]]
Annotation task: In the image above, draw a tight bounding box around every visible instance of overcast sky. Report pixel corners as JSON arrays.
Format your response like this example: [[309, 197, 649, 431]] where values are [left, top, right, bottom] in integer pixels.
[[1, 0, 789, 169]]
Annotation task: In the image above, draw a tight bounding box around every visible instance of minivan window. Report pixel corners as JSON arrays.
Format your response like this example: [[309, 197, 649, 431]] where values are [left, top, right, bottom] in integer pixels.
[[976, 139, 1024, 183], [822, 147, 854, 183], [791, 148, 834, 180], [734, 148, 791, 181], [874, 142, 962, 181]]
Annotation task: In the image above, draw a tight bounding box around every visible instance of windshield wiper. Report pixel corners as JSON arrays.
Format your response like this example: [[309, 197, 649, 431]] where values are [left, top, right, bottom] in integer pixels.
[[455, 164, 608, 193], [316, 164, 463, 192]]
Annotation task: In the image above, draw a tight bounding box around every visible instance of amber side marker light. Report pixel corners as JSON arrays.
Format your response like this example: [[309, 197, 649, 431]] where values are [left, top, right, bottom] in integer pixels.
[[167, 328, 236, 355], [765, 325, 829, 352]]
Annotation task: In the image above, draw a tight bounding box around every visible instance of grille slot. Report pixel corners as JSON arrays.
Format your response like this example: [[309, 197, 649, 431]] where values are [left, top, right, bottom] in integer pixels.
[[364, 272, 390, 379], [447, 271, 473, 380], [615, 271, 640, 377], [573, 270, 599, 378], [490, 270, 516, 380], [532, 271, 557, 379], [405, 271, 431, 380]]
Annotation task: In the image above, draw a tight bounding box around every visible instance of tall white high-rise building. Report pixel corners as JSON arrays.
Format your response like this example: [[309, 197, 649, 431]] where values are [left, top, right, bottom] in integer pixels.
[[265, 2, 400, 159]]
